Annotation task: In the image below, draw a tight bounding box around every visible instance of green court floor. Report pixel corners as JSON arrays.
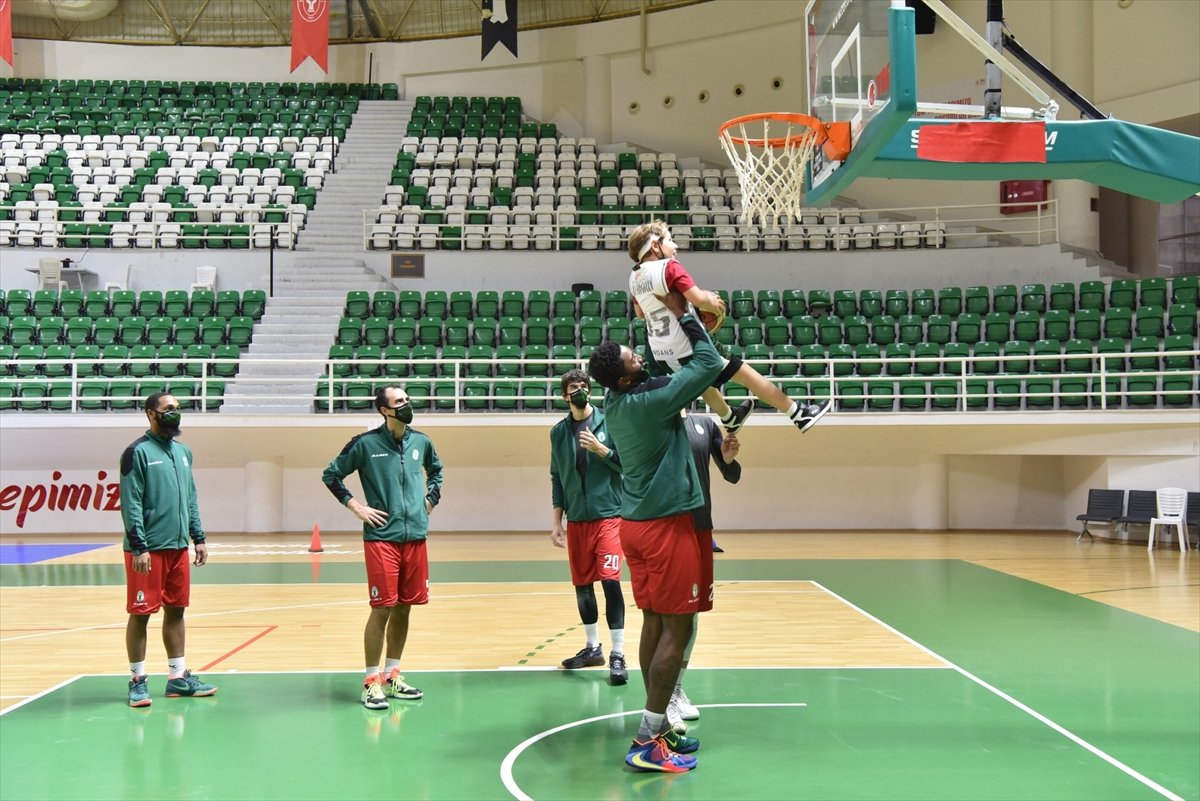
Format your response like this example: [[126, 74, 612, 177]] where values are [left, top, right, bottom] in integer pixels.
[[0, 668, 1193, 801], [1, 559, 1197, 800]]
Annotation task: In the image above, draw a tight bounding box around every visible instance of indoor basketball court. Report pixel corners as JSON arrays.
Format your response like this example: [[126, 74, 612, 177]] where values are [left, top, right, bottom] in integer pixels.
[[1, 531, 1197, 800]]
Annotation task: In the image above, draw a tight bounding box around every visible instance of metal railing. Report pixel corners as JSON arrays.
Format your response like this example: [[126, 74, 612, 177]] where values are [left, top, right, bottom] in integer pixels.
[[2, 346, 1196, 414], [358, 200, 1060, 252]]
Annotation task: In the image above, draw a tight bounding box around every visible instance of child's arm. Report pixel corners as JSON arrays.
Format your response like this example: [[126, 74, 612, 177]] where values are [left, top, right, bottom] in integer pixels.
[[683, 286, 724, 314]]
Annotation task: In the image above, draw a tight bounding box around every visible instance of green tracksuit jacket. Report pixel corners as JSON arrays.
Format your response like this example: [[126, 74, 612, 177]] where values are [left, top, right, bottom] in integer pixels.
[[549, 408, 622, 522], [120, 430, 204, 554], [602, 314, 724, 521], [322, 424, 444, 542]]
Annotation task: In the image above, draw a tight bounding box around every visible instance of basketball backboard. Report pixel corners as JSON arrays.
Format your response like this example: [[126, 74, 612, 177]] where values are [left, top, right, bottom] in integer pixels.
[[804, 0, 918, 205]]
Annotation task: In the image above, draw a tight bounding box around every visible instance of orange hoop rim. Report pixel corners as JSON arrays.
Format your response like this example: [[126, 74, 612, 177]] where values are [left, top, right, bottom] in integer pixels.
[[718, 112, 828, 149]]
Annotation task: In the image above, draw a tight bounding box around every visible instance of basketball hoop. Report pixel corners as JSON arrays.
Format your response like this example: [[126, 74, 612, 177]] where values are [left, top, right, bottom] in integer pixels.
[[718, 113, 851, 226]]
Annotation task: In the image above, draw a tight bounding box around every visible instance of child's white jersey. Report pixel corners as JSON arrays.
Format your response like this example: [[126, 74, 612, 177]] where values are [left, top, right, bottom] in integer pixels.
[[629, 257, 694, 363]]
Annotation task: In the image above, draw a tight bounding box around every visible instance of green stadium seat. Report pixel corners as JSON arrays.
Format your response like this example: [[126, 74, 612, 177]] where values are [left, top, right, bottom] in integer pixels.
[[1020, 283, 1046, 313], [200, 316, 227, 346], [964, 286, 990, 315], [869, 315, 897, 346], [992, 285, 1017, 314], [926, 314, 952, 346], [1171, 275, 1198, 305], [1103, 307, 1132, 339], [1049, 282, 1076, 312], [1109, 279, 1136, 310], [938, 286, 962, 317], [1168, 303, 1197, 336]]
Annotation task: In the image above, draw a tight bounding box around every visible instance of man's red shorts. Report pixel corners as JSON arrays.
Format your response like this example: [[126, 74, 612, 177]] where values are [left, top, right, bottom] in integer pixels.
[[619, 512, 701, 615], [695, 528, 714, 612], [125, 548, 190, 614], [566, 517, 623, 585], [364, 539, 430, 607]]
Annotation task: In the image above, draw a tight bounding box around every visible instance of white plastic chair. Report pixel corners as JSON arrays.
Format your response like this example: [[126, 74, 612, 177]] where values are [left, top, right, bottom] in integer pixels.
[[1148, 487, 1190, 551], [191, 265, 217, 292]]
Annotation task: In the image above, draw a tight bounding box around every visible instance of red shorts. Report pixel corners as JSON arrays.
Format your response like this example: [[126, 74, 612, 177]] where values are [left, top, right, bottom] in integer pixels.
[[695, 528, 714, 612], [619, 512, 701, 615], [125, 548, 190, 614], [566, 517, 623, 585], [364, 539, 430, 607]]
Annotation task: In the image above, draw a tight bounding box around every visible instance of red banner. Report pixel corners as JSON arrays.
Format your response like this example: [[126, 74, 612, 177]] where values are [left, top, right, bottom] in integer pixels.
[[917, 121, 1047, 164], [0, 0, 14, 67], [290, 0, 329, 73]]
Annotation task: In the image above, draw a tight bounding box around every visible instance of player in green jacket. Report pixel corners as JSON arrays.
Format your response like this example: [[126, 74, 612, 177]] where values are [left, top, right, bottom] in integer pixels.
[[323, 384, 444, 710], [121, 391, 216, 708], [587, 290, 720, 773], [550, 369, 627, 685]]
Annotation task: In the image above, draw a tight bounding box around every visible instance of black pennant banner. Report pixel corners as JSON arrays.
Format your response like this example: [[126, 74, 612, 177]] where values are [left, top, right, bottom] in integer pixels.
[[482, 0, 518, 59]]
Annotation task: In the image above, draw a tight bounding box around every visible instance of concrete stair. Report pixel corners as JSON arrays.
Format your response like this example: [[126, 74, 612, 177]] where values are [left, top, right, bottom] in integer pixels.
[[222, 255, 393, 413]]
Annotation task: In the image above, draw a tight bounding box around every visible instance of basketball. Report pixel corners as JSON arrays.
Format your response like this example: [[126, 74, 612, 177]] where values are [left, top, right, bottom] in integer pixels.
[[699, 307, 725, 334]]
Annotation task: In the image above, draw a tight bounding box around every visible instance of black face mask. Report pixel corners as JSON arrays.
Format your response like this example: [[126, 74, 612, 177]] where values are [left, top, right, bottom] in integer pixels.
[[569, 388, 590, 409], [156, 409, 182, 438], [390, 403, 414, 424], [629, 366, 650, 386]]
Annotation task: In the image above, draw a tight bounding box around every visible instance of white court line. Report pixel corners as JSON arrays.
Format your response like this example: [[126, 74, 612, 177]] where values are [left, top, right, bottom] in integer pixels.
[[811, 580, 1184, 801], [500, 703, 808, 801], [498, 664, 947, 672], [0, 675, 81, 716]]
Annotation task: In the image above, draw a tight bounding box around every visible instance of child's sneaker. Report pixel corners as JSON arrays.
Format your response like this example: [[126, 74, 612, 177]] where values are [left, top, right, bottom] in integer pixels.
[[164, 670, 217, 698], [723, 400, 754, 434], [384, 668, 423, 700], [361, 675, 388, 710], [660, 727, 700, 754], [625, 735, 698, 772], [128, 675, 152, 708], [794, 399, 831, 432]]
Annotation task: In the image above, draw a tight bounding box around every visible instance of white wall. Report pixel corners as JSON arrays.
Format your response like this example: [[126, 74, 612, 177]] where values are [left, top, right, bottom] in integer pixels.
[[1, 413, 1196, 536], [0, 242, 1101, 297]]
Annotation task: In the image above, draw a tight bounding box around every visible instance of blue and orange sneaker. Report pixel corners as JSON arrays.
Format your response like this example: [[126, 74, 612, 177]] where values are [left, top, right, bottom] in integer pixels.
[[165, 670, 217, 698], [128, 675, 151, 708], [625, 735, 698, 773]]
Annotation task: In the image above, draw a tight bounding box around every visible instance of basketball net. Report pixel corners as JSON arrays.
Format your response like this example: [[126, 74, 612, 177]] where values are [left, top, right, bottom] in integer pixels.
[[719, 114, 822, 228]]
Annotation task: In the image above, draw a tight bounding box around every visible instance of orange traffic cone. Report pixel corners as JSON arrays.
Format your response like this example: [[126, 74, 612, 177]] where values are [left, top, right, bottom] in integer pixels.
[[308, 523, 324, 553]]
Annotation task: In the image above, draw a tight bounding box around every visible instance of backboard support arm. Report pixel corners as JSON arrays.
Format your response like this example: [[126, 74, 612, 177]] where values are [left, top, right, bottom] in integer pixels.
[[1001, 31, 1108, 121]]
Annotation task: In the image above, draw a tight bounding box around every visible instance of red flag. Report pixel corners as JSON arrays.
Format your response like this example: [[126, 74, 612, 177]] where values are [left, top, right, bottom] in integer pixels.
[[290, 0, 329, 73], [917, 121, 1046, 163], [0, 0, 13, 68]]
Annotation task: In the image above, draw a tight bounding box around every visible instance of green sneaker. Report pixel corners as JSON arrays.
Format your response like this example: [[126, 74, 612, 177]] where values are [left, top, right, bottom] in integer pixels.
[[660, 727, 700, 754], [165, 670, 217, 698], [128, 675, 152, 708]]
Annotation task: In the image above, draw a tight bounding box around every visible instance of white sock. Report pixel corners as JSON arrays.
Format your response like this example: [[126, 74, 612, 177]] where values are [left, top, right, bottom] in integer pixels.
[[720, 407, 735, 423], [167, 657, 185, 679], [584, 622, 600, 648], [610, 629, 625, 655], [787, 401, 800, 420], [637, 710, 666, 740], [130, 661, 146, 677], [365, 666, 380, 680], [384, 658, 401, 677]]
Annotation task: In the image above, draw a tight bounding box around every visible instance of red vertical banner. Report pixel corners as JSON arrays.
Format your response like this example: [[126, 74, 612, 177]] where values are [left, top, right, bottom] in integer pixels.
[[291, 0, 329, 73], [0, 0, 14, 68]]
